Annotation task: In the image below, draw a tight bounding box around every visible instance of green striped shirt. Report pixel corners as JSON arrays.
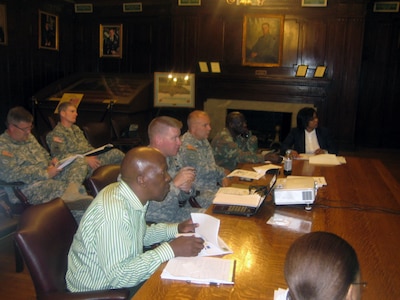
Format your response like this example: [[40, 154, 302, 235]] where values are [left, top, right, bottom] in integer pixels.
[[66, 180, 177, 292]]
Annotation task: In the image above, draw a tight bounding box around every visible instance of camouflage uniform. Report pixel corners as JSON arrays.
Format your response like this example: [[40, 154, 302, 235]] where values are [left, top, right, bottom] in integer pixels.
[[145, 156, 204, 223], [211, 127, 264, 171], [0, 132, 87, 205], [47, 123, 125, 177], [177, 132, 226, 207]]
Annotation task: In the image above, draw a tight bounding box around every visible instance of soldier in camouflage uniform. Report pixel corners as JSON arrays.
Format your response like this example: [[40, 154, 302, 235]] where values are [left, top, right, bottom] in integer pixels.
[[145, 116, 199, 223], [0, 107, 91, 220], [46, 102, 124, 177], [178, 111, 230, 209], [211, 111, 282, 171]]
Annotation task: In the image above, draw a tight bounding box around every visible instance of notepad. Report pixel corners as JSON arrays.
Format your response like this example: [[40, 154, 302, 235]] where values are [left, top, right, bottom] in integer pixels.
[[161, 256, 235, 285]]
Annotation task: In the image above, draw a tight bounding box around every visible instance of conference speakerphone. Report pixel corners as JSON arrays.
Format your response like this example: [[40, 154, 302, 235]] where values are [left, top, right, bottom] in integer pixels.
[[273, 176, 316, 207]]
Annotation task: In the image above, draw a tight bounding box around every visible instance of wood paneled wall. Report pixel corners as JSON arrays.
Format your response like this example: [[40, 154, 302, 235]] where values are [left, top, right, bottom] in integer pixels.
[[0, 0, 399, 148]]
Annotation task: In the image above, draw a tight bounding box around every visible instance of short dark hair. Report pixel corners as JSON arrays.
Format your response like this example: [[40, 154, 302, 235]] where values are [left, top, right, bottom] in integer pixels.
[[296, 107, 317, 130], [58, 101, 75, 112], [6, 106, 33, 127], [148, 116, 182, 141], [284, 231, 360, 300], [226, 111, 245, 127]]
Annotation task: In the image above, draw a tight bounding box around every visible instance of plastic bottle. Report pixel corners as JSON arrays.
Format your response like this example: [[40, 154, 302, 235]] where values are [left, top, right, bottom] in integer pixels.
[[284, 150, 292, 176]]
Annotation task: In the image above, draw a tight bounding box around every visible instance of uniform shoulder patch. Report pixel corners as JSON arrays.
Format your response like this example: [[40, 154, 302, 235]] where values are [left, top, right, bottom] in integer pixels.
[[186, 144, 197, 151], [1, 150, 13, 157]]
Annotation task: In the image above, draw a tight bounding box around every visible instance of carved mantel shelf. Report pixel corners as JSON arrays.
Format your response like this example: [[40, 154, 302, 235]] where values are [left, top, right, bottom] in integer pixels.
[[196, 73, 331, 105]]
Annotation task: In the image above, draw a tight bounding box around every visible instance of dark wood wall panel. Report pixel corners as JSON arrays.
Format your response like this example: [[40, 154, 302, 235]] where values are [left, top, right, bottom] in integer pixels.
[[357, 13, 400, 148], [0, 0, 398, 148]]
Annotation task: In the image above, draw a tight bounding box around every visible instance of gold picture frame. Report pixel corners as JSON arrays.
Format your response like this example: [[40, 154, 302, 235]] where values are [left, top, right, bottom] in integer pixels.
[[373, 2, 399, 12], [0, 4, 7, 46], [38, 10, 59, 50], [99, 24, 123, 58], [74, 4, 93, 13], [154, 72, 195, 108], [301, 0, 328, 7], [242, 14, 284, 67], [178, 0, 201, 6], [123, 2, 143, 12]]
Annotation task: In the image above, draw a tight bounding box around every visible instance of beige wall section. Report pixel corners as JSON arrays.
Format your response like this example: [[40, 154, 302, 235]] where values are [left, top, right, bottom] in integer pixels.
[[204, 98, 314, 139]]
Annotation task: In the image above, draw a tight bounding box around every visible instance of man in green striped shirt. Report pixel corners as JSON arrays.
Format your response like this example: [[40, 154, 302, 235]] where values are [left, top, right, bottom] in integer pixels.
[[66, 147, 204, 296]]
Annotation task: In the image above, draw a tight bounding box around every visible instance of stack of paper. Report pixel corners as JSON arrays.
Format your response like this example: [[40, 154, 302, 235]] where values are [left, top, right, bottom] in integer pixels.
[[252, 164, 282, 175], [309, 154, 345, 165], [161, 256, 235, 285], [212, 187, 264, 208], [227, 169, 264, 180]]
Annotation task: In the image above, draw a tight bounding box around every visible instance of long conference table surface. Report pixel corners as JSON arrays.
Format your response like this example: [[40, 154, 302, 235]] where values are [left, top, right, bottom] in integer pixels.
[[133, 157, 400, 300]]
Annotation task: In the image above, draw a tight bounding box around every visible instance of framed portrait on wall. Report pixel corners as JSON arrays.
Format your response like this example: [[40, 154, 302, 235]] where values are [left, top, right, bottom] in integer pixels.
[[99, 24, 123, 58], [154, 72, 195, 108], [38, 10, 59, 50], [242, 14, 284, 67], [0, 4, 7, 45]]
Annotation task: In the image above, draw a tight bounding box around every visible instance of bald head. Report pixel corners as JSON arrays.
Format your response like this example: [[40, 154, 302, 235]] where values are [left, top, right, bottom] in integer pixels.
[[187, 110, 211, 140], [120, 147, 171, 204]]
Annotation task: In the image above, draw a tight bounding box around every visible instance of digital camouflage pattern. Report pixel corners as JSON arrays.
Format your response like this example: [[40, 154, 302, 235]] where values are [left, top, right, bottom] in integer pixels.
[[47, 123, 124, 177], [211, 127, 264, 171], [176, 132, 226, 209], [0, 132, 87, 205], [145, 155, 203, 223]]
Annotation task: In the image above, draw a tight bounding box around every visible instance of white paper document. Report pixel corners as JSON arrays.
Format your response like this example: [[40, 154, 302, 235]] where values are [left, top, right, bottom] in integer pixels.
[[309, 154, 343, 165], [227, 169, 264, 180], [252, 164, 282, 175], [161, 256, 235, 285], [56, 144, 114, 169], [212, 187, 264, 208], [287, 175, 327, 188], [190, 213, 233, 256]]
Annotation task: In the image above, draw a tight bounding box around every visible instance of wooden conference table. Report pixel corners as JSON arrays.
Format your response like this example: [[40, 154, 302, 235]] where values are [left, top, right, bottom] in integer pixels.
[[133, 157, 400, 300]]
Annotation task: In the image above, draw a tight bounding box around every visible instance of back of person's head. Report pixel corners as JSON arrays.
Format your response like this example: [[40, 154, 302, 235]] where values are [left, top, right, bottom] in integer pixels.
[[6, 106, 33, 127], [296, 107, 317, 130], [148, 116, 182, 142], [284, 231, 360, 300]]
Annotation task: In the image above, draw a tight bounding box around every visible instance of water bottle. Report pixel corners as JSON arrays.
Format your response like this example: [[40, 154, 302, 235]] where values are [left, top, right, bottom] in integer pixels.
[[284, 150, 292, 176]]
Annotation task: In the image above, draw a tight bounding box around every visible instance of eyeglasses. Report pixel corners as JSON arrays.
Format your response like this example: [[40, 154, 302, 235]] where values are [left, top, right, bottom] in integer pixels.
[[11, 123, 34, 133]]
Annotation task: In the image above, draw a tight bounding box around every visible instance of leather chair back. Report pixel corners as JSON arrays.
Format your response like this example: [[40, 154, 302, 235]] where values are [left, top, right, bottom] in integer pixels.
[[84, 164, 121, 197], [14, 198, 130, 299], [15, 198, 77, 294], [82, 122, 112, 148]]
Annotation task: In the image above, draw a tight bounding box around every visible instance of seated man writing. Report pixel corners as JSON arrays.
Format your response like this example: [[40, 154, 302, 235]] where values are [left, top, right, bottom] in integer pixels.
[[46, 102, 125, 177], [0, 106, 92, 218], [66, 146, 204, 297]]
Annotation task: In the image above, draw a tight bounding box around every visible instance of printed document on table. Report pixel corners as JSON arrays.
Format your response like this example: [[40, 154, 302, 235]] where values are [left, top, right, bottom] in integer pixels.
[[213, 187, 263, 207], [227, 169, 264, 180], [177, 213, 232, 257], [252, 164, 282, 175], [161, 256, 235, 285]]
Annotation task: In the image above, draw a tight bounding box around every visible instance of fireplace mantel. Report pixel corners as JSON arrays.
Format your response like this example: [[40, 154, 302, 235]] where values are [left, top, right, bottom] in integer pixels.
[[196, 74, 331, 106], [197, 74, 331, 139]]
